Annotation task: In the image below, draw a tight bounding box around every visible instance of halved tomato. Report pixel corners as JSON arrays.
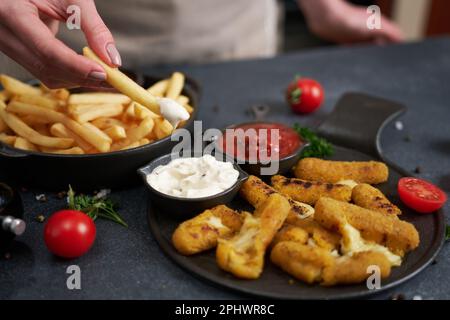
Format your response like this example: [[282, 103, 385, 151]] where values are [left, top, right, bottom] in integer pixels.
[[398, 177, 447, 214]]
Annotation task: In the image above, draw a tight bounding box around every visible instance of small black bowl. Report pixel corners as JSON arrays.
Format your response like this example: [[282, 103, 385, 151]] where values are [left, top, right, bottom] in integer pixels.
[[213, 121, 309, 177], [138, 153, 248, 216]]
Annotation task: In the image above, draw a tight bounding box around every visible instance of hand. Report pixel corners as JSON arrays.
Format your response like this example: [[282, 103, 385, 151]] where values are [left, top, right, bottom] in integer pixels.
[[0, 0, 121, 89], [298, 0, 404, 44]]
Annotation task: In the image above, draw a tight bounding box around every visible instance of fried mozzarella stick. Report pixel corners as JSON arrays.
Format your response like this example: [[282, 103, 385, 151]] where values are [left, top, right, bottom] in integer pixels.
[[270, 242, 391, 286], [352, 183, 401, 216], [271, 175, 352, 205], [314, 197, 419, 256], [216, 194, 290, 279], [294, 158, 389, 184], [240, 175, 314, 220], [172, 205, 242, 255]]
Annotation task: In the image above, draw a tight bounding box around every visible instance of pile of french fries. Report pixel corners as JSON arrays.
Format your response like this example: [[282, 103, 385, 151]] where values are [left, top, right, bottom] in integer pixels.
[[0, 72, 193, 154]]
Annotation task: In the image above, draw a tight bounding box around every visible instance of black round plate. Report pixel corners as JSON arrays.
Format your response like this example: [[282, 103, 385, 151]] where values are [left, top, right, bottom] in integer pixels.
[[146, 146, 445, 299]]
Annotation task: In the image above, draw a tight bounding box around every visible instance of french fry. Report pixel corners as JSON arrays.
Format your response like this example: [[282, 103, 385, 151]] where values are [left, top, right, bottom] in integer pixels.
[[0, 133, 16, 145], [68, 93, 131, 105], [13, 94, 59, 110], [111, 117, 154, 151], [91, 117, 126, 130], [40, 84, 70, 101], [122, 103, 136, 122], [182, 104, 194, 114], [118, 138, 151, 151], [68, 103, 124, 123], [0, 116, 6, 132], [83, 47, 161, 114], [33, 123, 50, 136], [131, 102, 159, 120], [103, 125, 127, 140], [0, 106, 74, 149], [147, 79, 168, 96], [176, 95, 189, 106], [6, 101, 111, 152], [82, 122, 112, 143], [0, 74, 41, 96], [0, 90, 10, 102], [41, 146, 84, 155], [14, 137, 38, 151], [165, 72, 185, 99], [50, 123, 93, 152], [20, 114, 52, 126], [154, 118, 173, 139]]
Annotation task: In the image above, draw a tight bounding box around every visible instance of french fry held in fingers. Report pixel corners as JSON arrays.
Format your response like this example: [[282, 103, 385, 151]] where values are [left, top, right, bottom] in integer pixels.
[[14, 137, 38, 151], [0, 133, 16, 145], [147, 79, 168, 96], [0, 74, 41, 96], [68, 93, 131, 105], [13, 94, 59, 110], [68, 103, 124, 123], [0, 109, 74, 149], [103, 125, 127, 140], [6, 101, 111, 152], [50, 123, 93, 152], [82, 47, 161, 114], [165, 72, 185, 99]]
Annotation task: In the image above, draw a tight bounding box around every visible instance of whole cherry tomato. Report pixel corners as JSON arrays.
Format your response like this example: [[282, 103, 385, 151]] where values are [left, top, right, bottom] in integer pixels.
[[286, 77, 324, 114], [44, 210, 96, 258]]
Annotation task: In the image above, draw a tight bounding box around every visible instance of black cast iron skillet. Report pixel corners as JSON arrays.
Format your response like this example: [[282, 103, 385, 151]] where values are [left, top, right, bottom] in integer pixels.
[[146, 93, 446, 299], [0, 73, 201, 190]]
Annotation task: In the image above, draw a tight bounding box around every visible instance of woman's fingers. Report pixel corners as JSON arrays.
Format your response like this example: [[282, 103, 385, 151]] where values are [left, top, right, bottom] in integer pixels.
[[76, 0, 121, 67]]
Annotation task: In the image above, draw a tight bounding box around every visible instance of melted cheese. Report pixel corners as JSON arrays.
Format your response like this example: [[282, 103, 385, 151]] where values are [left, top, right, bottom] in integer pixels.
[[341, 223, 402, 267], [207, 216, 226, 230], [233, 214, 259, 252], [292, 200, 315, 219]]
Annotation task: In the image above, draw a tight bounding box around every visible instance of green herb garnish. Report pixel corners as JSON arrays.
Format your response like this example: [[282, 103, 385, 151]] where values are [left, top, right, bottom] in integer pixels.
[[446, 225, 450, 241], [68, 186, 127, 227], [293, 124, 334, 159]]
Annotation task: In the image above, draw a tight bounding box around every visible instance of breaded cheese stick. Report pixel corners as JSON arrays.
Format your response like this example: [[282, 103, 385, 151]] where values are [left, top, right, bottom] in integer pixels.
[[271, 175, 352, 205], [172, 205, 242, 255], [294, 158, 388, 184], [352, 183, 401, 216], [216, 193, 290, 279], [314, 197, 419, 256], [321, 251, 391, 286], [270, 242, 391, 286], [272, 225, 309, 247], [271, 242, 334, 284], [240, 175, 314, 220]]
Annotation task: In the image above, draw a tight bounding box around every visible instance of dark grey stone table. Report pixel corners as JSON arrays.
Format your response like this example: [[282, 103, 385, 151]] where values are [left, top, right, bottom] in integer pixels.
[[1, 37, 449, 300]]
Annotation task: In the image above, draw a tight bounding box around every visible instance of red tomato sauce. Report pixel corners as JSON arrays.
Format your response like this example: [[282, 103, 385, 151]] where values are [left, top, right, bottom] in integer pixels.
[[218, 122, 302, 161]]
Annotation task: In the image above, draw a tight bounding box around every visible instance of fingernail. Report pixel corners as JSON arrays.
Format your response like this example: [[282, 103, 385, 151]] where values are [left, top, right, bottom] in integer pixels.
[[106, 43, 122, 66], [88, 71, 107, 81]]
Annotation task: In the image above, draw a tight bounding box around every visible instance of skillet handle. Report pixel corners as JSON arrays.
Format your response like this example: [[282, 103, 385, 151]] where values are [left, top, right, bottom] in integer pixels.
[[0, 143, 29, 158], [317, 92, 406, 162]]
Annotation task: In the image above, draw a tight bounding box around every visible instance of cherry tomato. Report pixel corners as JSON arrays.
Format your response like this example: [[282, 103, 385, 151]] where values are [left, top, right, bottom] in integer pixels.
[[286, 77, 324, 114], [398, 177, 447, 214], [44, 210, 96, 258]]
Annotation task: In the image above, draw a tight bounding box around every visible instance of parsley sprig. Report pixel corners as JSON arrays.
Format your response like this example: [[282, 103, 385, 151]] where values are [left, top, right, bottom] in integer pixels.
[[68, 186, 128, 227], [293, 124, 334, 159]]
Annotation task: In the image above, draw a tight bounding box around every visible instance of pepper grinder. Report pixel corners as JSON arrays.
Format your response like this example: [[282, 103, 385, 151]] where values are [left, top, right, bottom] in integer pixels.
[[0, 182, 25, 244]]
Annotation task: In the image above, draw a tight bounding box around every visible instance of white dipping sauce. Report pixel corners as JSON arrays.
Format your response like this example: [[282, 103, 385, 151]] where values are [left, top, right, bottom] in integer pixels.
[[157, 97, 190, 128], [147, 155, 239, 198]]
